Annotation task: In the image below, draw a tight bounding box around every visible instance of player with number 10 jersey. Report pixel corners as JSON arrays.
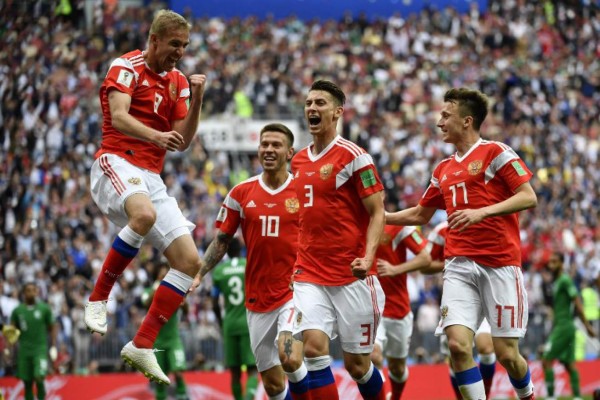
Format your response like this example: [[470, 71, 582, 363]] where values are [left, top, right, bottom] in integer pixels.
[[216, 174, 298, 313]]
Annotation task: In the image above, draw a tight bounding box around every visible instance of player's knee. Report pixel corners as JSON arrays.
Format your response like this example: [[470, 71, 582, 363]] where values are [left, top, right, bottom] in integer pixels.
[[370, 346, 383, 368], [343, 357, 371, 380], [262, 378, 286, 396], [447, 337, 471, 358], [280, 351, 302, 372], [172, 253, 202, 277], [129, 208, 157, 232], [388, 363, 406, 379], [495, 349, 519, 370]]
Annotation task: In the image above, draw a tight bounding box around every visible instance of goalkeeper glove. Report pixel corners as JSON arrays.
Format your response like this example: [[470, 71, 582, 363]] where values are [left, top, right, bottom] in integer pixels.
[[2, 325, 20, 345]]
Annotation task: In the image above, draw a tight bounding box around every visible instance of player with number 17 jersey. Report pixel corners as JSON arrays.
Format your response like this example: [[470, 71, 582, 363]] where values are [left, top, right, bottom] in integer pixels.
[[291, 135, 384, 286], [420, 139, 532, 267], [215, 173, 298, 313]]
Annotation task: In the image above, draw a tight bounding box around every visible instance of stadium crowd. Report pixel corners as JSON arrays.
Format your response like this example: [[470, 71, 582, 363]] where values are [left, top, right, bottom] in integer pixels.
[[0, 0, 599, 376]]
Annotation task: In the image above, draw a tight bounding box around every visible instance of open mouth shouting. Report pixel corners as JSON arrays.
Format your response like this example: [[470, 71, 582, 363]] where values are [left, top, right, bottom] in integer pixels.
[[308, 115, 321, 127]]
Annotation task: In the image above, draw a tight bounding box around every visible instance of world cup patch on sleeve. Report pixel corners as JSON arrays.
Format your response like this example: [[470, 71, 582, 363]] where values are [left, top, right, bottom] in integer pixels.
[[360, 169, 376, 188], [511, 160, 527, 176], [216, 206, 227, 222], [117, 69, 134, 87]]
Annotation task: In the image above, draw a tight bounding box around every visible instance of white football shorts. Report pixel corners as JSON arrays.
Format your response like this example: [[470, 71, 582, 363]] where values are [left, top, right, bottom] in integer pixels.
[[435, 256, 528, 338], [90, 154, 194, 253], [375, 312, 414, 359], [293, 275, 385, 354], [247, 300, 295, 372]]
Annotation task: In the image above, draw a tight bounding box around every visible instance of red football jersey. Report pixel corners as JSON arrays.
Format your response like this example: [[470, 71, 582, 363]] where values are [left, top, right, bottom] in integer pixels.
[[216, 174, 298, 312], [96, 50, 190, 173], [427, 221, 448, 261], [291, 135, 384, 286], [376, 225, 428, 319], [420, 139, 532, 267]]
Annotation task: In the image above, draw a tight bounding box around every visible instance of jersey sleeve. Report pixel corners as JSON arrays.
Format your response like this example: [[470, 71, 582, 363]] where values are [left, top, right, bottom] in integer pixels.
[[352, 154, 384, 198], [402, 228, 428, 255], [104, 58, 136, 96], [497, 157, 533, 192], [171, 71, 190, 121], [420, 164, 446, 209], [215, 189, 242, 236]]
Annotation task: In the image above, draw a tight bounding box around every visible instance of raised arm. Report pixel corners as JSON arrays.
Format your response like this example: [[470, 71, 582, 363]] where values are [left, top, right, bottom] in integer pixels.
[[172, 74, 206, 150]]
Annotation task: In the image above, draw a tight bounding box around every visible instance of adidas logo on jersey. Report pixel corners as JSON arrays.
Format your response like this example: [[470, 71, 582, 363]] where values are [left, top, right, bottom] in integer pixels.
[[142, 79, 150, 86], [247, 200, 256, 208], [441, 174, 447, 182]]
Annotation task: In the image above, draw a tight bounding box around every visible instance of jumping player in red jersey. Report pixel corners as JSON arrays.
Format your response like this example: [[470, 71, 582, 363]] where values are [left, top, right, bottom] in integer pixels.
[[291, 80, 386, 400], [192, 123, 307, 400], [370, 224, 431, 400], [85, 10, 206, 384], [386, 88, 537, 400]]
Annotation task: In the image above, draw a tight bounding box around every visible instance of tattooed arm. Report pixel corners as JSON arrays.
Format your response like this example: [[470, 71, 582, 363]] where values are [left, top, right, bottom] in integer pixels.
[[189, 230, 233, 292], [200, 230, 234, 278]]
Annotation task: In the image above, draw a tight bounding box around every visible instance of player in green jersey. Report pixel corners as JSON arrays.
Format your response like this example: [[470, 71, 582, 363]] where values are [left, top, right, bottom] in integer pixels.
[[542, 252, 597, 400], [142, 264, 189, 400], [9, 282, 58, 400], [212, 237, 258, 400]]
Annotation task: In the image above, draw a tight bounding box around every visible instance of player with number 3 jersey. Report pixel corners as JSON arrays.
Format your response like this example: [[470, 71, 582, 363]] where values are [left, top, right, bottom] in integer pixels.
[[290, 80, 387, 400]]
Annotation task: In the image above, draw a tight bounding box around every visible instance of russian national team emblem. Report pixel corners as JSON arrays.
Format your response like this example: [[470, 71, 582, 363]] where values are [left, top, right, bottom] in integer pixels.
[[169, 82, 177, 101], [468, 160, 483, 175], [285, 197, 299, 214], [128, 177, 142, 185], [441, 305, 449, 319], [320, 163, 333, 180], [380, 232, 391, 245]]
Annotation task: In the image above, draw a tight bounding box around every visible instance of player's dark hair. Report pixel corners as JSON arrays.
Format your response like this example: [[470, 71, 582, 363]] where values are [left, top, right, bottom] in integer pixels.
[[310, 80, 346, 106], [260, 123, 294, 147], [443, 88, 488, 131]]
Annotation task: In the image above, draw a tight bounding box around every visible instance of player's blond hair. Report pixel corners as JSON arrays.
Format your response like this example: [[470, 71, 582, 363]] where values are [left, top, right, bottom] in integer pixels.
[[149, 9, 191, 40]]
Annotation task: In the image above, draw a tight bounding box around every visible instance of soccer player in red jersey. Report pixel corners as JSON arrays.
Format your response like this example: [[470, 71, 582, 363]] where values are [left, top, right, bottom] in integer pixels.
[[192, 123, 307, 400], [370, 224, 431, 400], [387, 88, 537, 400], [291, 80, 386, 400], [84, 10, 206, 384]]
